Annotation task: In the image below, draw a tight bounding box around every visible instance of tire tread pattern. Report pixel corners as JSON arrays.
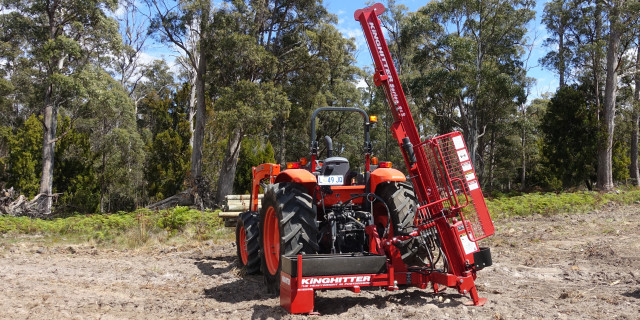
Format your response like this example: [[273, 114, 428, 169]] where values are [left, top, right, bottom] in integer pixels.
[[236, 211, 260, 274], [376, 181, 427, 266], [259, 183, 318, 293]]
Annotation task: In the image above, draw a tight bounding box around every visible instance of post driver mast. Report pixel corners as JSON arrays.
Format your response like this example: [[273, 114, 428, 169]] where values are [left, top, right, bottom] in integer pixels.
[[354, 2, 496, 304]]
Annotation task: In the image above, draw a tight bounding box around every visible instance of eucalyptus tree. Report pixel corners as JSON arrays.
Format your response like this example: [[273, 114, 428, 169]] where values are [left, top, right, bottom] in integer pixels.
[[115, 0, 150, 115], [632, 35, 640, 186], [540, 0, 579, 88], [146, 0, 210, 191], [1, 0, 123, 214], [206, 2, 290, 201], [542, 0, 640, 190], [75, 67, 145, 212], [400, 0, 534, 180], [597, 0, 640, 191], [206, 0, 361, 202]]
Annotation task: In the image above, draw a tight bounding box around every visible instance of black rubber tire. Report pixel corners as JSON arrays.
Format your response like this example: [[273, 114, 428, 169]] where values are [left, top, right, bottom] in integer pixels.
[[259, 183, 319, 294], [376, 181, 418, 235], [376, 180, 427, 266], [235, 211, 260, 274]]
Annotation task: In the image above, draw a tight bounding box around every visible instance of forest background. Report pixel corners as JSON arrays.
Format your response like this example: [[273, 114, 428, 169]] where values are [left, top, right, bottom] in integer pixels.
[[1, 0, 640, 216]]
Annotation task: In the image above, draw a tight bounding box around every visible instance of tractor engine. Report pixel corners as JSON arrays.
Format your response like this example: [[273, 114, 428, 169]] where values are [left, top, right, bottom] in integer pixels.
[[319, 204, 372, 254]]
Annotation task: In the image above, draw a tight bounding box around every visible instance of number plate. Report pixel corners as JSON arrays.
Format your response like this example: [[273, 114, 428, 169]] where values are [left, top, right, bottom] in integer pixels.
[[317, 175, 344, 186]]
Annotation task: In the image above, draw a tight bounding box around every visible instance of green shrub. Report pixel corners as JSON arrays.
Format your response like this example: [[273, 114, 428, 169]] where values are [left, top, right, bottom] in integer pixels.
[[486, 189, 640, 219], [2, 189, 638, 246], [0, 207, 224, 247], [157, 206, 192, 231]]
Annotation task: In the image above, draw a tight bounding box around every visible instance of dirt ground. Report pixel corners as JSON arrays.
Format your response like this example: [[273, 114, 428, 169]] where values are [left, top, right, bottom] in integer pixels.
[[1, 204, 639, 320]]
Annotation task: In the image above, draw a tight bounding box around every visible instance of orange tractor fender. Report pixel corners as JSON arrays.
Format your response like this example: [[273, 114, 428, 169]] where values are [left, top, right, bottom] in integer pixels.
[[274, 169, 317, 195], [250, 163, 281, 211], [370, 167, 406, 193]]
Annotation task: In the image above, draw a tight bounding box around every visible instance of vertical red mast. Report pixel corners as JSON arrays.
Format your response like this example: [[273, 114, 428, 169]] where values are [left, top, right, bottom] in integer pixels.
[[354, 3, 438, 206], [355, 4, 496, 306]]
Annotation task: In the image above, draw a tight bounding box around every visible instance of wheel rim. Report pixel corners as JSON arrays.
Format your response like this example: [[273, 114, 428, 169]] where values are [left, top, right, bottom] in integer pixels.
[[239, 225, 248, 265], [263, 206, 280, 275]]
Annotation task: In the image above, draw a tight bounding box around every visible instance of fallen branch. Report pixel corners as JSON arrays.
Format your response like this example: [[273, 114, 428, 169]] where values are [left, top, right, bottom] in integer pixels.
[[145, 176, 216, 211], [146, 189, 194, 210], [0, 188, 58, 217]]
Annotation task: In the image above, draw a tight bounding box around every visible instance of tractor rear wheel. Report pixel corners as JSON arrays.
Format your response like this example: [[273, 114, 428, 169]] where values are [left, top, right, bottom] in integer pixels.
[[236, 211, 260, 274], [259, 183, 318, 294], [376, 181, 428, 266]]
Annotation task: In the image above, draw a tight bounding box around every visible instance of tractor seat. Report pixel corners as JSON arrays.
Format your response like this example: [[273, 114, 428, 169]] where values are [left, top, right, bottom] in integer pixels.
[[319, 157, 350, 185]]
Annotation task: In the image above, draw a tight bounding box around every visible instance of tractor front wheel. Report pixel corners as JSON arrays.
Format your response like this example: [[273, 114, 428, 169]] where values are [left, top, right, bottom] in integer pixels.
[[259, 183, 318, 293], [235, 211, 260, 274]]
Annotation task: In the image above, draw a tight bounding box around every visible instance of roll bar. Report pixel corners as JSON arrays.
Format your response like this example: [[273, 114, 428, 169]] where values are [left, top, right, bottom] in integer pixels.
[[309, 107, 373, 172]]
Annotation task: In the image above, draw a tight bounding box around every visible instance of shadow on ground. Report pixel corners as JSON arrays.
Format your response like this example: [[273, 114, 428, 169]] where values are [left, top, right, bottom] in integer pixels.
[[193, 255, 235, 276], [250, 304, 288, 320], [312, 288, 464, 315], [195, 253, 468, 316], [622, 289, 640, 299], [203, 276, 274, 303]]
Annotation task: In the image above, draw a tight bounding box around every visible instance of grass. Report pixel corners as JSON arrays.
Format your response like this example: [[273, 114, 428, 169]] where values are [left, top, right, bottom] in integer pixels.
[[1, 188, 639, 248], [487, 188, 640, 219], [0, 207, 231, 248]]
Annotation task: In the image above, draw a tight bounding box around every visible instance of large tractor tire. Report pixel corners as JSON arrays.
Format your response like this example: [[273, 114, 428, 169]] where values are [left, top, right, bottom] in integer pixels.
[[259, 183, 319, 294], [235, 211, 260, 274], [376, 181, 428, 267]]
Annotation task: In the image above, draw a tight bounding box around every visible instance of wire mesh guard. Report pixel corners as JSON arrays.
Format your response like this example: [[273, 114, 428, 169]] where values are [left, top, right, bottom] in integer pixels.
[[422, 132, 495, 241]]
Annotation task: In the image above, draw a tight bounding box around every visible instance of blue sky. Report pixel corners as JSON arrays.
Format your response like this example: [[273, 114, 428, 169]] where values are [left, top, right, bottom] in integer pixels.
[[324, 0, 556, 101], [140, 0, 557, 102]]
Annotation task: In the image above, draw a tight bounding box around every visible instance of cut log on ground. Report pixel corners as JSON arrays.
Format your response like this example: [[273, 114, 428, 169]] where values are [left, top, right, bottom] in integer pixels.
[[220, 211, 243, 227], [224, 203, 251, 212], [219, 194, 264, 227], [0, 188, 56, 217], [146, 177, 216, 211], [225, 194, 262, 200], [146, 189, 194, 210]]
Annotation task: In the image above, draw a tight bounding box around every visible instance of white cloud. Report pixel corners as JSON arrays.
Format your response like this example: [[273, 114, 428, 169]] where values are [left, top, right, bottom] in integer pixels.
[[137, 50, 183, 79], [114, 3, 126, 17], [339, 27, 365, 50], [138, 51, 157, 65], [0, 7, 17, 14]]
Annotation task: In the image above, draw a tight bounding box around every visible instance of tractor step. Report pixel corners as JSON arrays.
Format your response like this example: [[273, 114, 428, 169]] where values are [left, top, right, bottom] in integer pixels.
[[281, 253, 387, 277]]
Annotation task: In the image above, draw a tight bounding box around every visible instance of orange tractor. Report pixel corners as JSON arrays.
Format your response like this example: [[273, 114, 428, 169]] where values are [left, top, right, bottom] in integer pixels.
[[235, 3, 495, 314]]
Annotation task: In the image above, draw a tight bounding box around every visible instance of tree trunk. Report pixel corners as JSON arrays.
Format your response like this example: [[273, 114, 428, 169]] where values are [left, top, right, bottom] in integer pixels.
[[215, 128, 243, 204], [468, 8, 484, 173], [593, 0, 603, 121], [520, 106, 527, 190], [632, 113, 640, 186], [596, 4, 621, 192], [188, 71, 197, 148], [100, 137, 107, 213], [146, 189, 193, 210], [487, 128, 495, 192], [631, 35, 640, 186], [39, 84, 57, 215], [190, 39, 207, 181], [278, 119, 286, 163], [189, 0, 210, 186], [38, 12, 65, 216], [558, 28, 565, 88], [1, 189, 52, 217]]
